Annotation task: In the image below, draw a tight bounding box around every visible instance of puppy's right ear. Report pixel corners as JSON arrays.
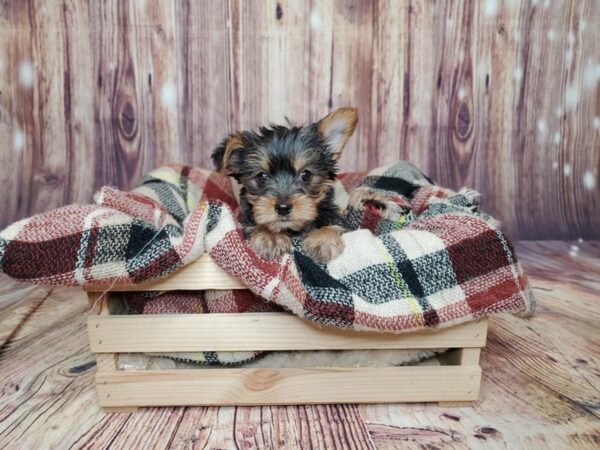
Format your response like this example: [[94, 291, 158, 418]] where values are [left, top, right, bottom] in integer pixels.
[[211, 133, 245, 174], [315, 107, 358, 161]]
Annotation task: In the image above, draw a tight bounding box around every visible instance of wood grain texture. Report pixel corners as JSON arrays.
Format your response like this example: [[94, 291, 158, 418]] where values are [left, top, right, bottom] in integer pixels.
[[87, 311, 487, 352], [0, 241, 599, 448], [95, 366, 481, 407], [0, 1, 599, 239]]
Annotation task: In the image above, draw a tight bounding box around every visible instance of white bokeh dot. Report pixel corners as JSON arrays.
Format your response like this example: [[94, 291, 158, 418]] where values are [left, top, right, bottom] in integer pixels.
[[13, 129, 25, 152], [536, 119, 547, 135], [514, 67, 523, 81], [553, 131, 561, 144], [563, 163, 572, 176], [310, 11, 320, 29], [160, 81, 177, 108], [484, 0, 498, 18], [569, 244, 579, 258], [565, 84, 578, 110], [583, 171, 596, 190], [18, 61, 34, 88], [554, 107, 562, 118], [565, 49, 573, 65]]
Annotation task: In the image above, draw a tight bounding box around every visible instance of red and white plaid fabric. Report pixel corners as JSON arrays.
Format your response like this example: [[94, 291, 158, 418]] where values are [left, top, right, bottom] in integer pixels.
[[0, 162, 534, 337]]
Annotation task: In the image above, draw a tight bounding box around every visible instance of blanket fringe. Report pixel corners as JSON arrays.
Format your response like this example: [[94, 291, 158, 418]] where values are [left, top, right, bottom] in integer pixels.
[[458, 187, 482, 205]]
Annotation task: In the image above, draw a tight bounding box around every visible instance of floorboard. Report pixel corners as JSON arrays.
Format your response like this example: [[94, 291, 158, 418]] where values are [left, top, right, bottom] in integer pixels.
[[0, 241, 598, 449]]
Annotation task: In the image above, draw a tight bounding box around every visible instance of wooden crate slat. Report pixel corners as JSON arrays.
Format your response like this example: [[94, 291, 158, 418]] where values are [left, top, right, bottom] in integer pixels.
[[84, 254, 245, 291], [88, 313, 487, 352], [95, 366, 482, 407]]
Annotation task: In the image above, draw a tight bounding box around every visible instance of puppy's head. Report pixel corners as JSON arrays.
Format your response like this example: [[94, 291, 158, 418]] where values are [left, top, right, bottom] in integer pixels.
[[212, 108, 358, 233]]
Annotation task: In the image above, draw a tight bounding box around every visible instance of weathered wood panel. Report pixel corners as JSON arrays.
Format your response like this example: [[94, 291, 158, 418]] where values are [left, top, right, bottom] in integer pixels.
[[0, 0, 598, 239]]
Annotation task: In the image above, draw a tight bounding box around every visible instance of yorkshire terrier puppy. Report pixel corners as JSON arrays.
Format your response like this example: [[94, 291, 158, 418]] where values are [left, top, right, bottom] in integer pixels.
[[212, 108, 358, 262]]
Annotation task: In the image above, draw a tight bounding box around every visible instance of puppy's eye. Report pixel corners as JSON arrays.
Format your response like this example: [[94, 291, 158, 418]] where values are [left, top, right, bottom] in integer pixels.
[[255, 171, 268, 186], [300, 170, 312, 182]]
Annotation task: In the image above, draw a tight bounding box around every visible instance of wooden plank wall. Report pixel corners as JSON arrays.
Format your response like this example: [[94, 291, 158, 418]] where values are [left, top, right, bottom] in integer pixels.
[[0, 0, 598, 239]]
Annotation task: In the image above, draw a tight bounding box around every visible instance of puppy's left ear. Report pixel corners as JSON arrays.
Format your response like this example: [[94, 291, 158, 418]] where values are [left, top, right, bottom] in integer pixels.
[[315, 107, 358, 160], [211, 133, 245, 175]]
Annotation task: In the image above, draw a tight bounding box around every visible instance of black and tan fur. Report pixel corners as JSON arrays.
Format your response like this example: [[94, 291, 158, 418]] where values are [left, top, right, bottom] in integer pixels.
[[211, 108, 358, 262]]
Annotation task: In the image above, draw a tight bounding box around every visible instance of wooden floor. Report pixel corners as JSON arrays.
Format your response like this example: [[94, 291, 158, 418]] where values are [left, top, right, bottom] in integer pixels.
[[0, 241, 598, 449]]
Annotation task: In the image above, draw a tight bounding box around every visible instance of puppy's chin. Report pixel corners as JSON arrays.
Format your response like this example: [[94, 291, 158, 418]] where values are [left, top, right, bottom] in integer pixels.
[[263, 218, 309, 234]]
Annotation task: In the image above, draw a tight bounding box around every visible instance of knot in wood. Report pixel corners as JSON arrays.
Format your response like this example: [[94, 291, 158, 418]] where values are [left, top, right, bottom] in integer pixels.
[[244, 369, 282, 391], [456, 103, 472, 140], [40, 172, 62, 186], [119, 101, 137, 139]]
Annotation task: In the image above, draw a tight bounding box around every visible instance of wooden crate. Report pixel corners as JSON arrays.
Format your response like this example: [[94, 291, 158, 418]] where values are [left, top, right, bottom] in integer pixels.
[[85, 254, 487, 412]]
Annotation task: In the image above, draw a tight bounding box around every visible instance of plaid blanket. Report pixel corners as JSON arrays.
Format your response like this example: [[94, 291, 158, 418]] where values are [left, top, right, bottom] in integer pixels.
[[0, 162, 534, 346]]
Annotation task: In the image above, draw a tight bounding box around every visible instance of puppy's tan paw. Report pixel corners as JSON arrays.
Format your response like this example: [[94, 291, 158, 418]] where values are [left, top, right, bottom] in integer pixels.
[[250, 228, 292, 260], [302, 225, 345, 263], [347, 187, 401, 219]]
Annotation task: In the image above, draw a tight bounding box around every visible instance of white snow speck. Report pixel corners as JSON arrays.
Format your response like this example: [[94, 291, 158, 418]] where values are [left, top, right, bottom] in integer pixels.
[[458, 87, 466, 100], [484, 0, 498, 18], [160, 81, 177, 108], [547, 29, 556, 41], [310, 12, 320, 29], [13, 129, 25, 151], [563, 163, 572, 176], [583, 61, 600, 88], [536, 119, 547, 135], [578, 237, 584, 243], [569, 244, 579, 258], [18, 61, 34, 88], [554, 107, 562, 118], [580, 20, 587, 31], [593, 116, 600, 130], [553, 131, 561, 144], [565, 84, 578, 110], [552, 161, 559, 170], [543, 0, 550, 8], [514, 66, 523, 81], [565, 49, 573, 65], [583, 171, 596, 190]]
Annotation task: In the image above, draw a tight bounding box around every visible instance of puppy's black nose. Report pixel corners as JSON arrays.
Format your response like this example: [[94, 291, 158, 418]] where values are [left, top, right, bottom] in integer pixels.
[[275, 203, 292, 216]]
